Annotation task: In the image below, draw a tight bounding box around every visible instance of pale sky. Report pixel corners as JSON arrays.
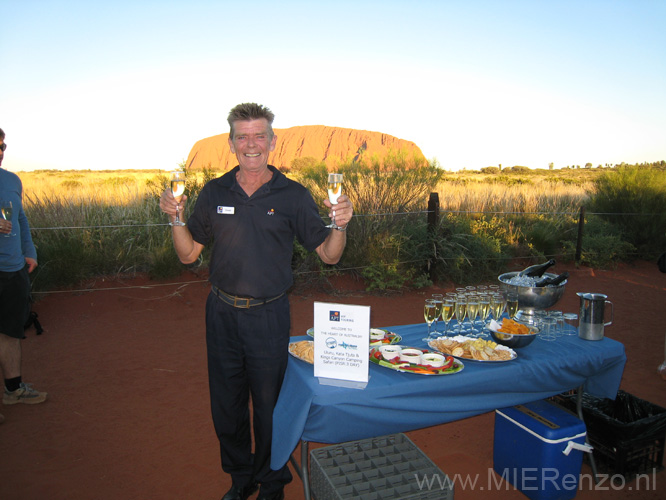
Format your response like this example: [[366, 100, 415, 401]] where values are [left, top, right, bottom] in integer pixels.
[[2, 0, 665, 172]]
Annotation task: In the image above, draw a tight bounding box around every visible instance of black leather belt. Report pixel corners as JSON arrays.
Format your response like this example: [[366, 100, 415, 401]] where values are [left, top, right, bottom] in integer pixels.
[[211, 285, 284, 309]]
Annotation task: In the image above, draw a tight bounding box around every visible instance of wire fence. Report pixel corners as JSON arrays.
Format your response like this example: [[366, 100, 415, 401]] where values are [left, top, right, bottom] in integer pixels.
[[26, 206, 662, 296]]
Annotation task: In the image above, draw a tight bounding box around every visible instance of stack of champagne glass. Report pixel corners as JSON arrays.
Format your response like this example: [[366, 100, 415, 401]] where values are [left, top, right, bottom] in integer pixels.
[[423, 286, 518, 341]]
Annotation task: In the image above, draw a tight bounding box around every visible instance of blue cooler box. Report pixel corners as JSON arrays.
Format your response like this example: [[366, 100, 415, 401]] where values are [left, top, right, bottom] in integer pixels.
[[494, 399, 590, 500]]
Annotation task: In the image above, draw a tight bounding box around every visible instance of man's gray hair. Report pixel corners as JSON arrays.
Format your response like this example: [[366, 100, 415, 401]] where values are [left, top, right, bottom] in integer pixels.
[[227, 103, 275, 139]]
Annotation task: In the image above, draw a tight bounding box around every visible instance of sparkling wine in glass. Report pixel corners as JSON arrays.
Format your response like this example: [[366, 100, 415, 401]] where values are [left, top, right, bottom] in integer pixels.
[[466, 295, 479, 334], [477, 294, 491, 338], [490, 293, 505, 320], [440, 299, 454, 336], [170, 171, 186, 227], [0, 201, 15, 237], [506, 292, 520, 319], [422, 299, 439, 342], [326, 173, 343, 229], [454, 294, 467, 335], [432, 294, 444, 334]]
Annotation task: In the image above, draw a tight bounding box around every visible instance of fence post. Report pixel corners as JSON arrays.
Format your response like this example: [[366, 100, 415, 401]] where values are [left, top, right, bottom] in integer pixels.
[[427, 193, 440, 281], [575, 206, 585, 264]]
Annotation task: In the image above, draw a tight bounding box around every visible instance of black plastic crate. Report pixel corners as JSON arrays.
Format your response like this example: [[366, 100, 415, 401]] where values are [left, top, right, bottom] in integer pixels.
[[310, 433, 453, 500], [554, 390, 666, 479]]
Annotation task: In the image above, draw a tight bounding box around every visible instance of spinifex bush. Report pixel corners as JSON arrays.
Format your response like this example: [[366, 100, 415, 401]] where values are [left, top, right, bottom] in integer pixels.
[[589, 165, 666, 257], [295, 151, 445, 290], [22, 167, 218, 291]]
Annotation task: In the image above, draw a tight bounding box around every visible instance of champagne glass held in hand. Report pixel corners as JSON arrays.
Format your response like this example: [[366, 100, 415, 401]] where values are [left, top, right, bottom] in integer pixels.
[[170, 171, 186, 227], [326, 173, 343, 229], [0, 200, 15, 237]]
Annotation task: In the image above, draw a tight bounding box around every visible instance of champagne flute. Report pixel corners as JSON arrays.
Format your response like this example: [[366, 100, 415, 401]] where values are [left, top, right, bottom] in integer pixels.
[[477, 294, 491, 338], [466, 294, 479, 335], [506, 291, 520, 320], [422, 299, 439, 342], [490, 293, 506, 321], [170, 171, 186, 227], [432, 294, 444, 334], [326, 173, 343, 229], [0, 200, 15, 237], [453, 294, 467, 335], [440, 298, 455, 336]]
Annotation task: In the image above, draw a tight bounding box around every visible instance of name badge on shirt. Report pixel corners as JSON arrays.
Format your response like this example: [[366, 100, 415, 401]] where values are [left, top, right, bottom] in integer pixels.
[[217, 206, 235, 215]]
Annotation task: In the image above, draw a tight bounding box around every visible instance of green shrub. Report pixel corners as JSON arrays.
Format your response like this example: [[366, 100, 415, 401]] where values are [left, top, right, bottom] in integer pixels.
[[561, 215, 635, 268], [589, 166, 666, 257], [432, 215, 513, 285]]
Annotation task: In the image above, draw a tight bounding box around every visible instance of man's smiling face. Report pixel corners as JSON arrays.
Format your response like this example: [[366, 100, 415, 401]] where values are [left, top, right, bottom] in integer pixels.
[[228, 118, 276, 173]]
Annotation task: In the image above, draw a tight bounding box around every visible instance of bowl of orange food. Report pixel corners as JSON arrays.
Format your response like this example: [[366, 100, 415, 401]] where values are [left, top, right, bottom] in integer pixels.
[[487, 318, 539, 348]]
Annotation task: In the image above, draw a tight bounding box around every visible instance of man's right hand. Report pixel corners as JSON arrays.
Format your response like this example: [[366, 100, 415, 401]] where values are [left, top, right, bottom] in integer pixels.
[[159, 188, 187, 222]]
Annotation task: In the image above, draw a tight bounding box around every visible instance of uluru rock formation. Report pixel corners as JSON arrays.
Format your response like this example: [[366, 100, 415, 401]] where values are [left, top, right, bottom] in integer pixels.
[[185, 125, 426, 171]]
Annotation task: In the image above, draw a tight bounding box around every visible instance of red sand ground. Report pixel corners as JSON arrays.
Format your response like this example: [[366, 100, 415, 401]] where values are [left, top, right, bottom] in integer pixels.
[[1, 260, 665, 500]]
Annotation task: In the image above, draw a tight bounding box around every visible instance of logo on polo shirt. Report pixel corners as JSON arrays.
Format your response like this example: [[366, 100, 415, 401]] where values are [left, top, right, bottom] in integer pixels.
[[267, 208, 275, 216], [217, 206, 235, 215]]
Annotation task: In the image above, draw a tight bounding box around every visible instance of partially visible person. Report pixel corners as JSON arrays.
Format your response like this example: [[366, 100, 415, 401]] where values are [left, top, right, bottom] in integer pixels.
[[160, 103, 352, 500], [0, 128, 46, 425]]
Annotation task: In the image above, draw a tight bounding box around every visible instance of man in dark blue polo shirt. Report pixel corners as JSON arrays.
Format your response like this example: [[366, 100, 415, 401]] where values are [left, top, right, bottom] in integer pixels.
[[160, 103, 352, 500]]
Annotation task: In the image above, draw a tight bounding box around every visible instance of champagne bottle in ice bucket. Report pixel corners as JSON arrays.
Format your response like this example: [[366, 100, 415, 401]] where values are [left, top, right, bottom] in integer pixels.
[[517, 259, 556, 278], [535, 271, 569, 288]]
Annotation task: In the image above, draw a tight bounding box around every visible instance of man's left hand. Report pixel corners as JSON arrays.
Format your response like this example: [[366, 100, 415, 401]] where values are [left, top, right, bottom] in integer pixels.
[[25, 257, 38, 273], [323, 195, 353, 229]]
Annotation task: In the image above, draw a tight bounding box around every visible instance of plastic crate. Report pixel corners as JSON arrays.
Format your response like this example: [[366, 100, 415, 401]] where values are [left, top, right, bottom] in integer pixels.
[[554, 390, 666, 479], [309, 433, 453, 500]]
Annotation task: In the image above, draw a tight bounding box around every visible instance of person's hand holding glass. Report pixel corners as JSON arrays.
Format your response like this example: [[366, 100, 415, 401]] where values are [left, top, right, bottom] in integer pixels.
[[326, 173, 343, 229], [169, 171, 186, 227], [0, 200, 15, 237]]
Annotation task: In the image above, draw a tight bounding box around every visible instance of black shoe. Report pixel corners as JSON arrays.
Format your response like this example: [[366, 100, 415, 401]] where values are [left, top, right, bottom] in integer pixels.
[[256, 490, 285, 500], [221, 481, 259, 500]]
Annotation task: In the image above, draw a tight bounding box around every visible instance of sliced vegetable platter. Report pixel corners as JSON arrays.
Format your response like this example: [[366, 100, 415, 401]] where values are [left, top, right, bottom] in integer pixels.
[[369, 346, 464, 375]]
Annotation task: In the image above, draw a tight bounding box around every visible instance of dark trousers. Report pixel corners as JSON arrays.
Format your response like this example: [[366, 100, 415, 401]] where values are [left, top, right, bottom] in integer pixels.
[[0, 266, 30, 339], [205, 292, 293, 494]]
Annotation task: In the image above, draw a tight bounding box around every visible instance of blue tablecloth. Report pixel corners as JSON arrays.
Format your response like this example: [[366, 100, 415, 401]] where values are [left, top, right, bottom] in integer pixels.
[[271, 323, 626, 470]]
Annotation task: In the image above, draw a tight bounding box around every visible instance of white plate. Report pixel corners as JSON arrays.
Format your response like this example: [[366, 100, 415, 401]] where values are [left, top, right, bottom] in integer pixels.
[[428, 336, 517, 363], [288, 340, 313, 364], [306, 327, 402, 346], [369, 346, 464, 375]]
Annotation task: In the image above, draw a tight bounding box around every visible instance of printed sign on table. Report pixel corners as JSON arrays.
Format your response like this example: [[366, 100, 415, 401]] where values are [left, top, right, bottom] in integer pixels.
[[313, 302, 370, 387]]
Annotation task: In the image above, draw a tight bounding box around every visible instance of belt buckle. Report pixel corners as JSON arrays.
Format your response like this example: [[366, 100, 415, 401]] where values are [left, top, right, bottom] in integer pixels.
[[233, 296, 251, 308]]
